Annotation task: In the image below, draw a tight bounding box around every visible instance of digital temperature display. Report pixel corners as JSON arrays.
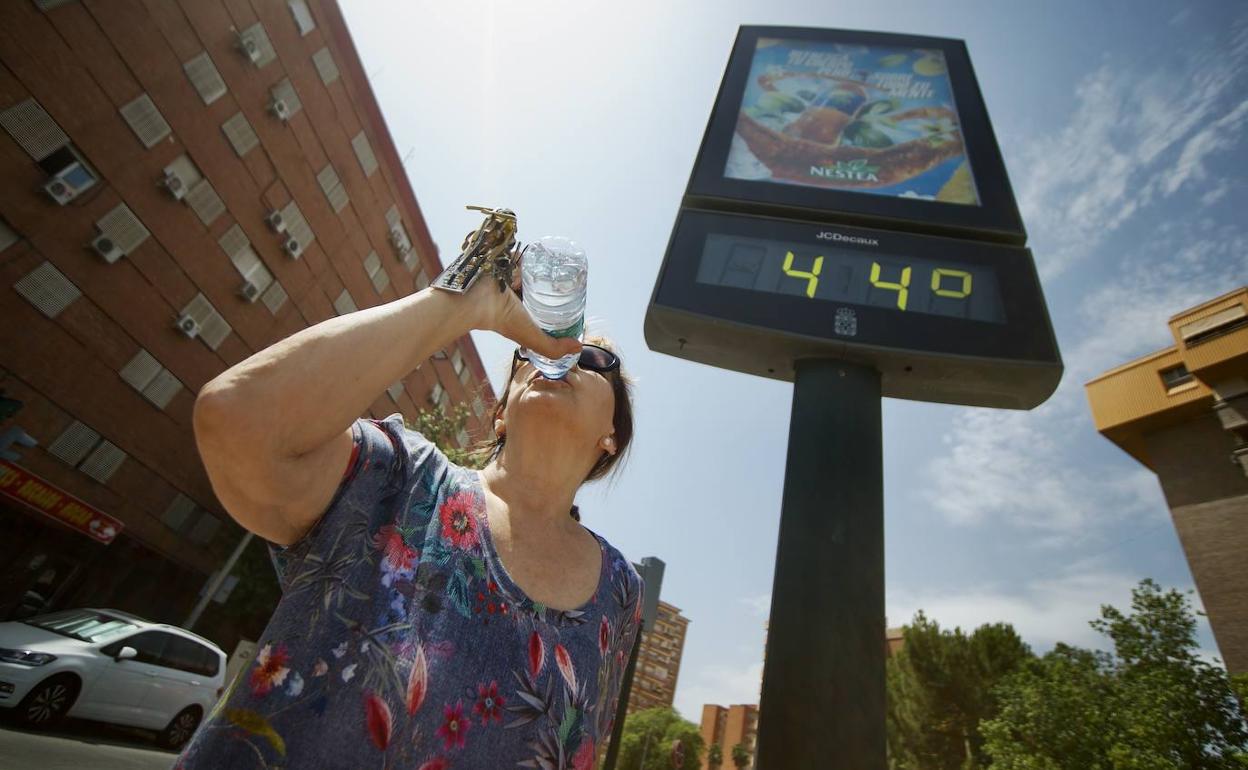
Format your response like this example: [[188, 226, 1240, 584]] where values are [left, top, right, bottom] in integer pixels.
[[645, 209, 1062, 409], [695, 233, 1005, 324]]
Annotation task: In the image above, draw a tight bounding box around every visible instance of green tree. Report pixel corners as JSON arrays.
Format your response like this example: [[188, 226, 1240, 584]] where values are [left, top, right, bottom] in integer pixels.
[[408, 404, 485, 468], [730, 742, 751, 768], [707, 742, 723, 768], [887, 612, 1033, 769], [616, 707, 705, 770], [982, 579, 1248, 768]]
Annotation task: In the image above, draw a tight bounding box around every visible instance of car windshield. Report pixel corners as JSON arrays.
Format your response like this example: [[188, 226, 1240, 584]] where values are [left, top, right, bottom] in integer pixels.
[[22, 609, 139, 643]]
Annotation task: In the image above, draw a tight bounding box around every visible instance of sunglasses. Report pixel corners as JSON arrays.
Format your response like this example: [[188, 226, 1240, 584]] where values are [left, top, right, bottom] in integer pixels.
[[513, 343, 621, 375]]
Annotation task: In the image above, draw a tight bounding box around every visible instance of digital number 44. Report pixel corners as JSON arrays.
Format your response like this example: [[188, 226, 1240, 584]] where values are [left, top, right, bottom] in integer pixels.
[[783, 251, 972, 311]]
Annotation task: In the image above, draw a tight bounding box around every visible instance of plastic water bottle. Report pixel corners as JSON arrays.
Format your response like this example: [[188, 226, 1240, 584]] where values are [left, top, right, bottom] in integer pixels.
[[521, 235, 587, 379]]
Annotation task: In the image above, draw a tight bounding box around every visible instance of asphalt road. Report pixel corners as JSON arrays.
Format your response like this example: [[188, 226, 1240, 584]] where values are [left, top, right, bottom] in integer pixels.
[[0, 717, 176, 770]]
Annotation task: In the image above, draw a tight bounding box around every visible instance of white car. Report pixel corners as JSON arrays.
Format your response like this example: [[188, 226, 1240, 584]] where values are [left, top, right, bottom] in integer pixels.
[[0, 608, 225, 749]]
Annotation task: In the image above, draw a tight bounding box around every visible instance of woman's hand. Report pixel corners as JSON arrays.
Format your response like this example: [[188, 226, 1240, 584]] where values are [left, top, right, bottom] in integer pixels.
[[460, 253, 582, 361]]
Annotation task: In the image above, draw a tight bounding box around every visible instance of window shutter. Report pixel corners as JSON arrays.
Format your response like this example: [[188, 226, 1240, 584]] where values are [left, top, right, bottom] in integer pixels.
[[0, 98, 69, 161], [183, 52, 227, 105], [14, 262, 80, 318], [119, 94, 172, 149], [96, 203, 151, 255], [222, 112, 259, 157], [312, 47, 339, 85]]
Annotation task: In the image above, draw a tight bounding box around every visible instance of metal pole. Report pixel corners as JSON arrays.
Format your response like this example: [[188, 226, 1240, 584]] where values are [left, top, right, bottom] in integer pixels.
[[754, 359, 885, 769], [603, 603, 647, 769], [184, 531, 253, 631], [605, 556, 665, 770], [638, 726, 651, 768]]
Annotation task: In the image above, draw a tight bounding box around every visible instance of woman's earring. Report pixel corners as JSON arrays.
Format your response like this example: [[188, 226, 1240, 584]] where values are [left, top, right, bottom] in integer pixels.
[[494, 419, 505, 437], [603, 436, 616, 455]]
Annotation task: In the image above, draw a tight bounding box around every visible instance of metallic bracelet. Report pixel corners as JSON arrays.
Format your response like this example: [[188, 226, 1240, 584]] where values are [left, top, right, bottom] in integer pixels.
[[432, 205, 522, 294]]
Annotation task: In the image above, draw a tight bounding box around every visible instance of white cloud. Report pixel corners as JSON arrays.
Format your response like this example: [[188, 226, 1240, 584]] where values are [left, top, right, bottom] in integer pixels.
[[925, 12, 1248, 541], [926, 216, 1246, 540], [889, 568, 1156, 652], [739, 593, 771, 618], [674, 661, 765, 722], [1015, 19, 1248, 280]]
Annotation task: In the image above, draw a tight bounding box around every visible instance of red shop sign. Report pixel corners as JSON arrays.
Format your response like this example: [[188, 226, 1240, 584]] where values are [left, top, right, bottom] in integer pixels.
[[0, 460, 124, 544]]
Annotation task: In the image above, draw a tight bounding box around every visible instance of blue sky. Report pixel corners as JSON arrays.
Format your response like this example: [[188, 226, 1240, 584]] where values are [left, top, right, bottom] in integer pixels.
[[339, 0, 1248, 719]]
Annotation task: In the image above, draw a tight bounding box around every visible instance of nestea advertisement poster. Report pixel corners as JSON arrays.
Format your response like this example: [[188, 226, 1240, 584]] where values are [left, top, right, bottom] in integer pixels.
[[725, 38, 981, 206]]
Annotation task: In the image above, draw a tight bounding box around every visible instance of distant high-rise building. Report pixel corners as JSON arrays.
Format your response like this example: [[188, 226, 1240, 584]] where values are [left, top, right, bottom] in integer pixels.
[[627, 599, 689, 714], [1086, 286, 1248, 674], [0, 0, 492, 645], [886, 625, 905, 657], [699, 703, 758, 770]]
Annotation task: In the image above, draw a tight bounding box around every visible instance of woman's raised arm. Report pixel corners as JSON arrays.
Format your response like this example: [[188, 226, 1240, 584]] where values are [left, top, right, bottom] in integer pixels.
[[192, 270, 579, 545]]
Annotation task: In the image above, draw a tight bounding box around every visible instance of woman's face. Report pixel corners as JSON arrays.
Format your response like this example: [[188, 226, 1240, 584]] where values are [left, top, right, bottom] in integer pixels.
[[502, 356, 616, 457]]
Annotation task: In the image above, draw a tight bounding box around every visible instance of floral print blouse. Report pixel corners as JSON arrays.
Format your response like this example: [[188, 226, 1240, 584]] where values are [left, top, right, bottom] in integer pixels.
[[177, 414, 644, 770]]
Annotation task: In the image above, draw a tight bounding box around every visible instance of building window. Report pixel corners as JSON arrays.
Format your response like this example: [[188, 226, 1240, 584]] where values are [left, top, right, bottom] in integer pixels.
[[1160, 364, 1193, 390], [183, 52, 227, 105], [352, 131, 378, 176], [178, 293, 232, 350], [262, 281, 288, 314], [333, 289, 358, 316], [1179, 305, 1248, 348], [188, 512, 222, 545], [46, 420, 127, 484], [94, 203, 150, 261], [317, 163, 348, 213], [281, 200, 315, 249], [0, 217, 17, 252], [364, 250, 390, 293], [222, 111, 259, 157], [312, 47, 339, 85], [119, 93, 172, 149], [1, 98, 70, 162], [14, 261, 81, 318], [120, 349, 183, 410], [288, 0, 316, 35], [163, 494, 197, 532]]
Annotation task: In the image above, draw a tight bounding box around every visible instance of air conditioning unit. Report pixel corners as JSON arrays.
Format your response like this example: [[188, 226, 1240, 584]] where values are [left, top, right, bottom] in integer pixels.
[[270, 98, 292, 122], [282, 237, 302, 258], [388, 225, 410, 254], [176, 313, 200, 339], [91, 234, 123, 264], [160, 169, 187, 201], [42, 161, 96, 206], [240, 280, 262, 302], [236, 33, 262, 64], [264, 209, 287, 233]]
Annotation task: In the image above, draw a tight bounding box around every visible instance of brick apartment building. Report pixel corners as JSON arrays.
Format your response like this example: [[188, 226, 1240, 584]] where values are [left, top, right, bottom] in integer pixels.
[[0, 0, 492, 645], [627, 599, 690, 714], [1085, 287, 1248, 674]]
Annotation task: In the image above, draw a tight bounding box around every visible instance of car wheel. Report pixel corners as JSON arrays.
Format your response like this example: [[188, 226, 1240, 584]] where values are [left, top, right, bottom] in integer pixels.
[[17, 674, 79, 727], [158, 706, 202, 750]]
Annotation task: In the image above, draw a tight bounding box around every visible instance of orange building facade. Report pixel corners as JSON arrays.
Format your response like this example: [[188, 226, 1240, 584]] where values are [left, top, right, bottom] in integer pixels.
[[1085, 287, 1248, 674], [699, 703, 758, 770]]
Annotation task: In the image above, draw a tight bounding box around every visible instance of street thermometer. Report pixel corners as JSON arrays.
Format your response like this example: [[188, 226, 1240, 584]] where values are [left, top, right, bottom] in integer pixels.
[[643, 26, 1061, 769]]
